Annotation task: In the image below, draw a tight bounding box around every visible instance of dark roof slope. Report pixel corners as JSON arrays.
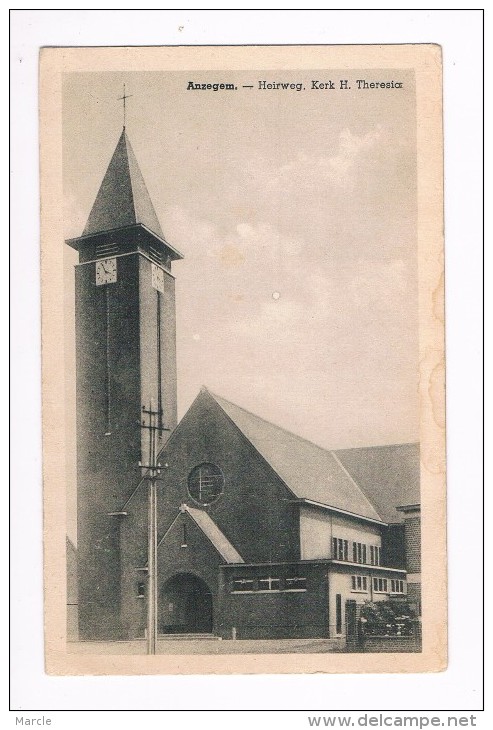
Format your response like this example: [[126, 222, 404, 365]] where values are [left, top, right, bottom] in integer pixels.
[[83, 129, 164, 238], [209, 391, 384, 523], [157, 506, 244, 563], [185, 505, 244, 563], [335, 443, 420, 524]]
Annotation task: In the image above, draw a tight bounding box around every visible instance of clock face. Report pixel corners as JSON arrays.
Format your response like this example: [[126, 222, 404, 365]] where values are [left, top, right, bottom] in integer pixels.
[[151, 262, 165, 293], [95, 258, 117, 285], [187, 463, 224, 506]]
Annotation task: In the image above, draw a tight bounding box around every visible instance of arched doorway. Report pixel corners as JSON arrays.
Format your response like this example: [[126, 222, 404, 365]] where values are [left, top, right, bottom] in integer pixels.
[[160, 573, 213, 634]]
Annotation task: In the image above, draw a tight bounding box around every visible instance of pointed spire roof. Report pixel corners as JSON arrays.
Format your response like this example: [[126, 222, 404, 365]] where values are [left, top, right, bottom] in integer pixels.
[[83, 129, 164, 239]]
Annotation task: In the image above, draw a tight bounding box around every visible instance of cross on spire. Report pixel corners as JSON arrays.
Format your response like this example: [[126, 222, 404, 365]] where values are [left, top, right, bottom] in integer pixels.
[[118, 84, 133, 130]]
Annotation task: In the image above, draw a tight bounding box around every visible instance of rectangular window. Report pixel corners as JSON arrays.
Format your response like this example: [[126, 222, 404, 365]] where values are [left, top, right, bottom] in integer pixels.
[[285, 577, 307, 590], [258, 577, 281, 591], [336, 594, 342, 634], [376, 547, 381, 566], [333, 537, 349, 561], [390, 579, 405, 594], [137, 582, 145, 598], [351, 575, 368, 592], [232, 579, 255, 592], [373, 577, 388, 593], [353, 541, 367, 564], [370, 546, 374, 564]]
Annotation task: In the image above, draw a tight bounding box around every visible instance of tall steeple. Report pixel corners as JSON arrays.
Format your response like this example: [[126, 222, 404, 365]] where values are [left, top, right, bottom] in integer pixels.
[[67, 122, 182, 640], [83, 130, 164, 239]]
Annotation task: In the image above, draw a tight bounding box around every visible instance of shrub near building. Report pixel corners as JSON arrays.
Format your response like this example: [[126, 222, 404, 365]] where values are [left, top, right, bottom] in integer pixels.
[[360, 600, 418, 637]]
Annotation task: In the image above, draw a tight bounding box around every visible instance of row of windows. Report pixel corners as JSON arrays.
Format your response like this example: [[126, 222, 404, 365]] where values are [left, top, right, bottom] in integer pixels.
[[138, 576, 404, 599], [332, 537, 381, 565], [232, 577, 307, 593], [95, 241, 172, 271], [351, 576, 406, 594], [373, 578, 405, 594]]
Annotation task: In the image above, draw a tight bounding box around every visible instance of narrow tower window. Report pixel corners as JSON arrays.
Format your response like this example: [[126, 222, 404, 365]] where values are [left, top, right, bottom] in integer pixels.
[[105, 286, 111, 435], [156, 290, 163, 432]]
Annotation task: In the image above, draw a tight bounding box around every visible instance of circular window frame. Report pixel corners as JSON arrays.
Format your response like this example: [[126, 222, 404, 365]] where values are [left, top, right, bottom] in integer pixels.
[[187, 462, 225, 506]]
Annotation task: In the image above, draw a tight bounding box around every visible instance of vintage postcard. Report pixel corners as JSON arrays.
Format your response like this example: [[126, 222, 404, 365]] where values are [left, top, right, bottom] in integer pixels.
[[40, 44, 445, 674]]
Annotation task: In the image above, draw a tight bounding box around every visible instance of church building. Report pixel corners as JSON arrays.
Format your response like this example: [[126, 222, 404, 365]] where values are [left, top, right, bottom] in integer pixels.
[[66, 126, 420, 643]]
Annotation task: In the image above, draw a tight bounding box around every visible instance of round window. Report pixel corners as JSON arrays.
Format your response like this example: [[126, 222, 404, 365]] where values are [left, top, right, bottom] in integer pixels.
[[187, 463, 224, 505]]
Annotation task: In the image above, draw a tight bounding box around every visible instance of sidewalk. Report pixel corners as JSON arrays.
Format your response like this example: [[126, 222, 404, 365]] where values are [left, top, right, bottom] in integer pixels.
[[68, 637, 346, 655]]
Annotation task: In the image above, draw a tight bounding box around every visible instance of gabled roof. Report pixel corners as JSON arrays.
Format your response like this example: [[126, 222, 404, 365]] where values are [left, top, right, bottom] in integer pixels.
[[82, 129, 164, 239], [183, 505, 244, 564], [208, 391, 384, 524], [335, 444, 420, 524]]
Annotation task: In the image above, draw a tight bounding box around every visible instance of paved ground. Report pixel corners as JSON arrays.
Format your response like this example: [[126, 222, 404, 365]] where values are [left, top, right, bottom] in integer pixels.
[[68, 637, 346, 654]]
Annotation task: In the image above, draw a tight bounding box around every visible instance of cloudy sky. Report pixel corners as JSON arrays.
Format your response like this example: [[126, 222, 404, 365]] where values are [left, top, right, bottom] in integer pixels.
[[63, 69, 418, 474]]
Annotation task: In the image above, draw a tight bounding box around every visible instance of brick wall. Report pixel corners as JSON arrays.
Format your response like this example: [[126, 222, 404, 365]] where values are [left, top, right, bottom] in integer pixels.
[[404, 516, 421, 573], [382, 524, 406, 568], [220, 563, 329, 639], [407, 582, 422, 614]]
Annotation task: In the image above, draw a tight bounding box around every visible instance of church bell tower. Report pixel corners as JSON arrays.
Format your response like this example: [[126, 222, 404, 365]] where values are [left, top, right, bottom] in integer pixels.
[[66, 126, 183, 639]]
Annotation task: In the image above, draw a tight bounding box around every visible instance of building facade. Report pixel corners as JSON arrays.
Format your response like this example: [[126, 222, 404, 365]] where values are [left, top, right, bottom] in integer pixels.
[[66, 128, 420, 643]]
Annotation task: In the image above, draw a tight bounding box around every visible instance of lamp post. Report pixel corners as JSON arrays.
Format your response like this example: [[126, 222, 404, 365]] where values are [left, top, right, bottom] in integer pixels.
[[140, 401, 168, 655]]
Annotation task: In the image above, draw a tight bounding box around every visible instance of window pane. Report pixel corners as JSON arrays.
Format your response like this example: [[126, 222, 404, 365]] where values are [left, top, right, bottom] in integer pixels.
[[259, 578, 280, 591], [233, 579, 255, 592], [286, 577, 306, 590]]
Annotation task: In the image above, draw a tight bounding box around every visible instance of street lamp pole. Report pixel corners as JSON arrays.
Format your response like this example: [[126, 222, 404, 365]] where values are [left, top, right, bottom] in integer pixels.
[[140, 401, 168, 655]]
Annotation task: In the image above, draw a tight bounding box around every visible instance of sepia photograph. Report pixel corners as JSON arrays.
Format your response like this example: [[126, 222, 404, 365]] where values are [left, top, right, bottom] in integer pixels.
[[40, 44, 446, 674]]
